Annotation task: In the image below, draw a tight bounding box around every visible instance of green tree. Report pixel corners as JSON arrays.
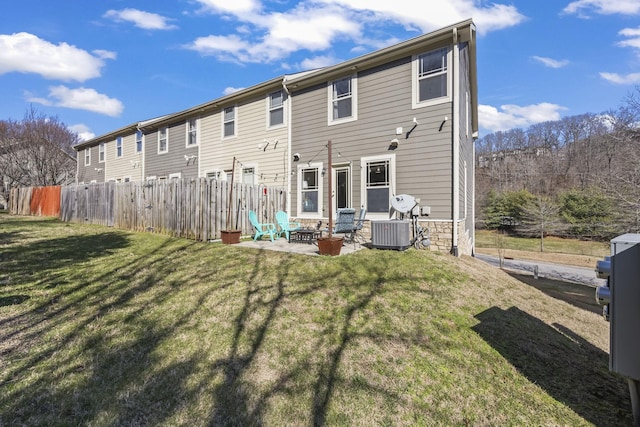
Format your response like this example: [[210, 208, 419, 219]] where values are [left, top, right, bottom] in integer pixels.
[[559, 188, 613, 239], [483, 189, 534, 230]]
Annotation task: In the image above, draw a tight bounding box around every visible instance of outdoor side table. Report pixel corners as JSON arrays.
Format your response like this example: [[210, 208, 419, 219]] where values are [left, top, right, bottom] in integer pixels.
[[288, 228, 322, 244]]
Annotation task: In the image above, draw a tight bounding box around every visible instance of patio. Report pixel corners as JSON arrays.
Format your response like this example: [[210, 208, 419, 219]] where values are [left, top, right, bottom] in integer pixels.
[[235, 236, 366, 256]]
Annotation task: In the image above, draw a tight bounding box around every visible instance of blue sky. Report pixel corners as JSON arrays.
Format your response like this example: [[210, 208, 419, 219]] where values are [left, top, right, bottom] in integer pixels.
[[1, 0, 639, 141]]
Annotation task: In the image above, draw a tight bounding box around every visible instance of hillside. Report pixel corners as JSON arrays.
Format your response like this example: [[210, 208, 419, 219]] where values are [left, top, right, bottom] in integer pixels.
[[0, 214, 632, 425]]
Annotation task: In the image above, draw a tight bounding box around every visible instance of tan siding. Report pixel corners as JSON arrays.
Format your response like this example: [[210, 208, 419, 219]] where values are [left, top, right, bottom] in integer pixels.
[[199, 92, 289, 188]]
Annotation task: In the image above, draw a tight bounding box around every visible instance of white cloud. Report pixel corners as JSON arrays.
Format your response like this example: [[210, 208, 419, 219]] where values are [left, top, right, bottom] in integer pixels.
[[479, 103, 567, 133], [300, 55, 340, 69], [0, 32, 108, 82], [28, 86, 124, 117], [316, 0, 526, 34], [618, 27, 640, 50], [194, 0, 262, 14], [563, 0, 640, 17], [185, 0, 525, 65], [599, 72, 640, 84], [104, 9, 178, 30], [93, 49, 117, 60], [223, 86, 244, 95], [68, 124, 95, 141], [532, 56, 569, 68], [184, 4, 361, 63]]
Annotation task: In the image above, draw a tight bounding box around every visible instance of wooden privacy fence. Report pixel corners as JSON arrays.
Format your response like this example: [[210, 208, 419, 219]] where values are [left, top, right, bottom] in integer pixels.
[[9, 186, 62, 217], [11, 179, 287, 241]]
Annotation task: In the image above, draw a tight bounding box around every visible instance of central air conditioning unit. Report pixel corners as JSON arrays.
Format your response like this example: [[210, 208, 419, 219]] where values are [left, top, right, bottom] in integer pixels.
[[371, 220, 410, 250]]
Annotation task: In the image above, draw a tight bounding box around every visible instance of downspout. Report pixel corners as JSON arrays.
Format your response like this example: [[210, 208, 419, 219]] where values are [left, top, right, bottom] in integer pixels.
[[282, 76, 293, 215], [451, 27, 460, 256]]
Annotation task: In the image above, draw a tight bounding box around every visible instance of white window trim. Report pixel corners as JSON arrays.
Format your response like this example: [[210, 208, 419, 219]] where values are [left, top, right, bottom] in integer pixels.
[[241, 164, 259, 185], [360, 154, 396, 220], [98, 143, 105, 163], [169, 172, 181, 180], [185, 118, 200, 147], [266, 90, 286, 129], [146, 175, 157, 181], [158, 127, 169, 154], [327, 74, 358, 126], [222, 105, 237, 139], [116, 137, 123, 158], [411, 47, 452, 109], [205, 169, 227, 181], [297, 162, 323, 218], [135, 130, 144, 154], [85, 148, 91, 166]]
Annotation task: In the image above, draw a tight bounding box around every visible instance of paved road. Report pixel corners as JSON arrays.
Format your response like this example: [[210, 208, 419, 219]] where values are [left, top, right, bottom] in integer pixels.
[[475, 254, 606, 287]]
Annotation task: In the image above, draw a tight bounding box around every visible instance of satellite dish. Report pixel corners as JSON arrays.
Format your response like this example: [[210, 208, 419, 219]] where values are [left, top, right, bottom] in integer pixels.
[[389, 194, 416, 218]]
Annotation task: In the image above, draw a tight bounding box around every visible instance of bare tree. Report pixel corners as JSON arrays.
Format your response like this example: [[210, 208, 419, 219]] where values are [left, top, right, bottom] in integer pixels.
[[518, 195, 565, 252], [0, 108, 78, 201]]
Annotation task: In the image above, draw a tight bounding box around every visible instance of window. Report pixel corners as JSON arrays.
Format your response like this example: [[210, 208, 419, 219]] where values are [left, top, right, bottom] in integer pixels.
[[329, 75, 357, 124], [186, 118, 198, 146], [136, 130, 143, 153], [242, 167, 255, 185], [84, 148, 91, 166], [98, 142, 105, 163], [123, 176, 131, 183], [116, 137, 123, 158], [268, 90, 284, 127], [223, 106, 235, 138], [413, 47, 450, 107], [361, 155, 395, 215], [158, 127, 168, 153], [169, 172, 181, 180], [298, 164, 322, 215]]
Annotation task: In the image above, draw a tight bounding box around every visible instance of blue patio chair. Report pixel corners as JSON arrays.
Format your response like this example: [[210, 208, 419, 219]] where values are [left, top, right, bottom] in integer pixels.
[[248, 210, 277, 242], [332, 208, 356, 240], [275, 210, 302, 240]]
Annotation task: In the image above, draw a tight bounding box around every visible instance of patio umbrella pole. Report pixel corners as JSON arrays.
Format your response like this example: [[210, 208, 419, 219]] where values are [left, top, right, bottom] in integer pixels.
[[227, 156, 236, 229], [327, 140, 332, 238]]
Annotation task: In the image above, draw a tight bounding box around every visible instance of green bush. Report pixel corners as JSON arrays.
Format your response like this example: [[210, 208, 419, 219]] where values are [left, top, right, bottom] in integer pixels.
[[558, 188, 613, 239], [483, 189, 535, 230]]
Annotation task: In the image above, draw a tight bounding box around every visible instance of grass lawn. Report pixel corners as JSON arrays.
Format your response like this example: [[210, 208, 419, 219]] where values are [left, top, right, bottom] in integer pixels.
[[0, 215, 632, 425], [475, 229, 610, 268]]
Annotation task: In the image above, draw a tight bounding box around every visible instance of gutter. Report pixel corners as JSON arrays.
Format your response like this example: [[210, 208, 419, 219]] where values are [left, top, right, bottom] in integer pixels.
[[451, 27, 460, 256]]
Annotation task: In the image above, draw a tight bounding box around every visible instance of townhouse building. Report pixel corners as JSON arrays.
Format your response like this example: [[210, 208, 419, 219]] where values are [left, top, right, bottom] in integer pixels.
[[74, 19, 478, 254]]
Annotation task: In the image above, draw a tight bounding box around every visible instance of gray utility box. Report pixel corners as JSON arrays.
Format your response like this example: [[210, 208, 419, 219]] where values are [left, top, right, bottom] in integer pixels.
[[371, 220, 410, 250], [610, 234, 640, 380]]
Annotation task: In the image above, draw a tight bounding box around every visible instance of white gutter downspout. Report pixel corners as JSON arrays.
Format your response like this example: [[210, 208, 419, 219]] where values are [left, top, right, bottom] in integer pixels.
[[283, 77, 293, 215], [451, 27, 460, 256]]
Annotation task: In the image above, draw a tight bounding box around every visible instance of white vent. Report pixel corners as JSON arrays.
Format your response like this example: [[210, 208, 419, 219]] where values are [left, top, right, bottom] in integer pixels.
[[371, 220, 410, 250]]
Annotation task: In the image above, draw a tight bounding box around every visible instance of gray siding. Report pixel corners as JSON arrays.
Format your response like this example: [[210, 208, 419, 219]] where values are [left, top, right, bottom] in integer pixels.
[[291, 55, 454, 220], [77, 145, 102, 183], [458, 43, 475, 238], [144, 121, 198, 179]]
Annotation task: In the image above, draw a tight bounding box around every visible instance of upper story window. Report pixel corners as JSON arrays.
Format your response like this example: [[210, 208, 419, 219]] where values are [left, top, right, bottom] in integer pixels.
[[98, 142, 105, 163], [136, 130, 143, 153], [413, 47, 451, 108], [328, 75, 357, 125], [223, 106, 235, 138], [116, 137, 123, 158], [84, 148, 91, 166], [268, 90, 284, 127], [158, 127, 168, 154], [186, 118, 198, 146]]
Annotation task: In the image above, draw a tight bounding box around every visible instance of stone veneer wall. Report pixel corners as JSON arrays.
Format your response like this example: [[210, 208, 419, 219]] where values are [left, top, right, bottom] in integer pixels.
[[293, 218, 473, 256]]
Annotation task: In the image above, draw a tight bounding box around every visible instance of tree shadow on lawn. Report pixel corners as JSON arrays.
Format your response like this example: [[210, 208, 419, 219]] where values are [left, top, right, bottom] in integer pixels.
[[506, 272, 601, 316], [473, 306, 633, 426]]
